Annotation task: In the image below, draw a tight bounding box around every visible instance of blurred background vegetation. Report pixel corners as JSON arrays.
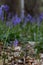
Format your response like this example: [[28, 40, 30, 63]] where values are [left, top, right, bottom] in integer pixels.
[[0, 0, 43, 54], [0, 0, 43, 16]]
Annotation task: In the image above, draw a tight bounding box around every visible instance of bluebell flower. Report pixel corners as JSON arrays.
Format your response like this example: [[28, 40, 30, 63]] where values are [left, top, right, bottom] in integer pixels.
[[27, 14, 32, 20], [0, 6, 4, 21], [12, 14, 21, 25], [39, 13, 43, 20], [1, 4, 9, 12], [13, 39, 19, 46], [30, 17, 36, 23], [24, 14, 32, 23], [0, 7, 2, 17], [22, 14, 32, 27]]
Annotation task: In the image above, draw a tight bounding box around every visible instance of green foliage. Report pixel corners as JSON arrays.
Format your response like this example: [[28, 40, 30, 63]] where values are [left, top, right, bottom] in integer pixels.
[[0, 20, 43, 54], [34, 42, 43, 54], [0, 20, 9, 42], [0, 20, 43, 43]]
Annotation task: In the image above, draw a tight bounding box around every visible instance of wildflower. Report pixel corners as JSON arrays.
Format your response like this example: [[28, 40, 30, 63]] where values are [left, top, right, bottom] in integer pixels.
[[12, 14, 21, 25], [1, 4, 9, 12], [39, 13, 43, 20], [13, 39, 19, 46], [27, 14, 32, 20], [0, 4, 9, 21], [0, 6, 4, 21], [30, 17, 36, 23], [0, 7, 2, 17], [24, 14, 32, 23]]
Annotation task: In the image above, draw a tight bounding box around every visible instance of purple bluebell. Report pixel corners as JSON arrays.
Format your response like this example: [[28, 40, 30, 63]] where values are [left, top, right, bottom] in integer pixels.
[[27, 14, 32, 20], [30, 17, 36, 23], [22, 14, 32, 27], [1, 4, 9, 12], [39, 13, 43, 20], [0, 6, 4, 21], [0, 7, 2, 17], [12, 14, 21, 25], [13, 39, 19, 46], [24, 14, 32, 23]]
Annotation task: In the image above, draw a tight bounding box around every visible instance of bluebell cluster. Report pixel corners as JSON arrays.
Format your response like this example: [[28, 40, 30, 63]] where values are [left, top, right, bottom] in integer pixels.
[[0, 4, 9, 21], [0, 4, 43, 25], [0, 4, 43, 46], [11, 14, 21, 26]]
